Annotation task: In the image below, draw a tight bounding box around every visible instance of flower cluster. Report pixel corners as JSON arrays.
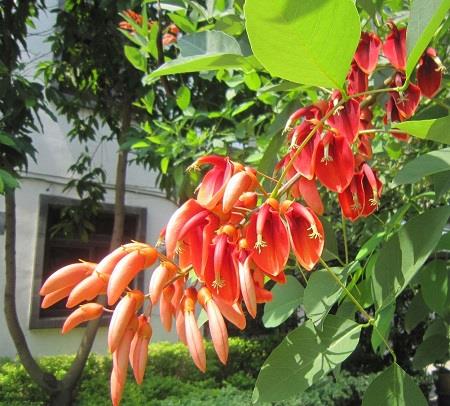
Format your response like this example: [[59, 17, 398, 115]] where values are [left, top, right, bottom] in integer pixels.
[[40, 22, 443, 406], [278, 22, 443, 222]]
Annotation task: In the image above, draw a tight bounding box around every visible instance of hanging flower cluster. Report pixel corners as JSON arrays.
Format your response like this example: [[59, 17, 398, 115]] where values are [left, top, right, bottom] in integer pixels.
[[39, 22, 443, 406]]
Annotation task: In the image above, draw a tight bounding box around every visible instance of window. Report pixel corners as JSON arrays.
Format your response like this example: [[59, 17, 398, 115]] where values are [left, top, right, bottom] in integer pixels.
[[29, 195, 147, 329]]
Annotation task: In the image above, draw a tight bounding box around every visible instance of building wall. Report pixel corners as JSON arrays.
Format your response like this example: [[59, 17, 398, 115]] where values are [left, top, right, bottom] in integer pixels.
[[0, 1, 179, 358], [0, 160, 178, 358]]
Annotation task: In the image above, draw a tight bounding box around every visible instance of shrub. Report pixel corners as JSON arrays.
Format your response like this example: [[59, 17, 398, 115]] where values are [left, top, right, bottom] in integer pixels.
[[0, 337, 433, 405]]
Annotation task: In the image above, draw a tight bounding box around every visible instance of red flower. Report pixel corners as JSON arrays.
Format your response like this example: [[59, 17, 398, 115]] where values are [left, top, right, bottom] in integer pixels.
[[354, 32, 382, 74], [314, 131, 355, 193], [246, 200, 290, 277], [383, 22, 406, 71], [417, 48, 443, 98], [389, 73, 421, 121], [347, 62, 368, 96], [327, 95, 361, 144], [360, 164, 383, 217], [190, 155, 235, 210], [282, 201, 324, 270], [204, 231, 240, 305], [338, 172, 365, 221], [295, 177, 324, 216], [289, 123, 321, 180]]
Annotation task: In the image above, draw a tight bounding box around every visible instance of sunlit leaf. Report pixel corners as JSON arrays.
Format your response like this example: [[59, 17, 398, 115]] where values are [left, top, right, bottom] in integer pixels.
[[245, 0, 360, 88]]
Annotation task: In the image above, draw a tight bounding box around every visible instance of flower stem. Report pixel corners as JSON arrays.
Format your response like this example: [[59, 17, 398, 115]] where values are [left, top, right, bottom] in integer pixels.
[[270, 99, 346, 199], [341, 213, 349, 264], [319, 258, 397, 362], [319, 258, 372, 322], [358, 128, 406, 135], [373, 325, 397, 363], [351, 87, 398, 99]]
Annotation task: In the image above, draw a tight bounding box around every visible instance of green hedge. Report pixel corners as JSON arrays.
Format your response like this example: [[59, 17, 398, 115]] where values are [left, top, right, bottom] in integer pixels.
[[0, 337, 432, 405]]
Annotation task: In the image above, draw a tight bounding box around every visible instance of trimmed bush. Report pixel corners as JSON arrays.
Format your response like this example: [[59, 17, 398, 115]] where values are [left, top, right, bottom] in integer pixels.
[[0, 337, 433, 405]]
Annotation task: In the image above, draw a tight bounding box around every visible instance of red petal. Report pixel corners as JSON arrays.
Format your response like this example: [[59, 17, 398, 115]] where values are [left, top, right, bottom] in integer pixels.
[[354, 32, 381, 74], [314, 133, 355, 193], [383, 23, 406, 71], [285, 203, 324, 270], [327, 98, 361, 144]]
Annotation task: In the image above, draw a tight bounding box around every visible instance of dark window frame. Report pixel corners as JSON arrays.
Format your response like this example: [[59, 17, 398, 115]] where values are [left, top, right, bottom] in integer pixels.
[[29, 194, 147, 329]]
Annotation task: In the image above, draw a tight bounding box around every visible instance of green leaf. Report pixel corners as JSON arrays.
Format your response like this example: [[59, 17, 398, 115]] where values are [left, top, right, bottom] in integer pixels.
[[371, 304, 394, 353], [244, 0, 360, 88], [393, 148, 450, 185], [124, 45, 146, 72], [321, 217, 340, 263], [362, 363, 427, 406], [262, 275, 304, 328], [160, 157, 170, 174], [431, 171, 450, 199], [412, 334, 449, 369], [0, 169, 19, 191], [244, 70, 261, 91], [231, 101, 255, 116], [436, 232, 450, 251], [420, 260, 450, 316], [404, 293, 429, 333], [147, 31, 251, 79], [178, 31, 242, 57], [168, 12, 197, 33], [406, 0, 450, 78], [355, 231, 385, 261], [424, 318, 448, 340], [147, 54, 248, 80], [176, 85, 191, 110], [304, 267, 344, 326], [372, 206, 450, 310], [392, 116, 450, 145], [253, 315, 361, 404]]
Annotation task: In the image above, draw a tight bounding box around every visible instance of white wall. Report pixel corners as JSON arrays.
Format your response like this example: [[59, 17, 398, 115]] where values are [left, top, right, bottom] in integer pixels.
[[0, 167, 178, 358], [0, 0, 179, 358]]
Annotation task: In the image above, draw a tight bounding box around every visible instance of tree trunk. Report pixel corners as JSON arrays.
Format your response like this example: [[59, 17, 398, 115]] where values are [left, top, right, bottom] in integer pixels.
[[49, 105, 132, 405], [3, 190, 60, 394]]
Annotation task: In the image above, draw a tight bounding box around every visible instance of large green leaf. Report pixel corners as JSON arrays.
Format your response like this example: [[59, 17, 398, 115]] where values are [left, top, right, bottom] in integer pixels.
[[431, 171, 450, 199], [253, 315, 361, 404], [406, 0, 450, 78], [424, 318, 448, 340], [420, 260, 450, 316], [393, 148, 450, 185], [304, 267, 344, 326], [372, 206, 450, 310], [362, 363, 427, 406], [404, 293, 429, 333], [392, 116, 450, 145], [147, 31, 250, 79], [244, 0, 360, 89], [262, 275, 304, 328], [436, 232, 450, 251], [412, 334, 449, 369]]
